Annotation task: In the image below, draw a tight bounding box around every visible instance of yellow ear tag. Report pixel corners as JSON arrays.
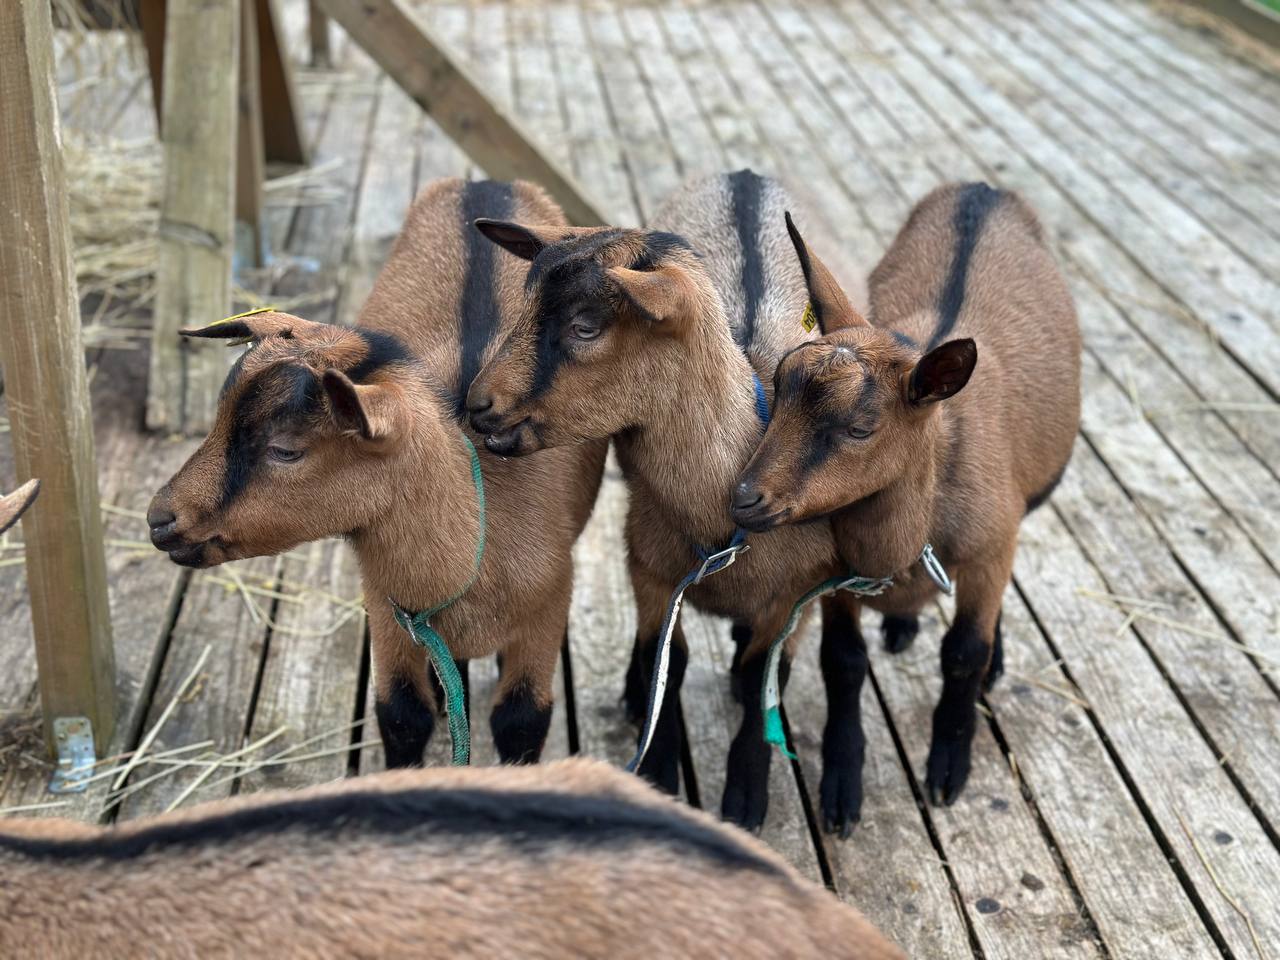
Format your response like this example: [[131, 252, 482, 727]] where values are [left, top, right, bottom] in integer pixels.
[[800, 301, 818, 333], [210, 305, 278, 346]]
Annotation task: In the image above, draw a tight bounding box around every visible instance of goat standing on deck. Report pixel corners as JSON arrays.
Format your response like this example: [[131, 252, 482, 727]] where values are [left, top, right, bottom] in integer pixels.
[[466, 171, 870, 832], [735, 183, 1082, 807], [0, 760, 904, 959], [147, 179, 607, 768]]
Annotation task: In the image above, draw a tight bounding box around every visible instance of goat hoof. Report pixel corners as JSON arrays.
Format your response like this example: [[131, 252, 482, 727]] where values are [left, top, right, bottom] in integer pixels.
[[882, 614, 919, 654], [820, 764, 863, 839], [721, 779, 769, 833], [925, 738, 973, 807], [722, 739, 771, 832]]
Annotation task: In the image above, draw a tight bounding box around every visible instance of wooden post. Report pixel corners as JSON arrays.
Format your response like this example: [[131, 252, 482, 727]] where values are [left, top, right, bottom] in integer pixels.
[[237, 0, 267, 267], [308, 0, 331, 69], [146, 0, 239, 434], [255, 0, 308, 165], [315, 0, 609, 225], [0, 0, 116, 755], [139, 0, 306, 166]]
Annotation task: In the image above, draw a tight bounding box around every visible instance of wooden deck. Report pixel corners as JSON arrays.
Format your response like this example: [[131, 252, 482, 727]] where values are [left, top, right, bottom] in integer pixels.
[[3, 1, 1280, 956]]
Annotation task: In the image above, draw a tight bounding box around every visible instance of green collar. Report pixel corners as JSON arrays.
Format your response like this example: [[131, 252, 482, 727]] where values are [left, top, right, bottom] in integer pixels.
[[389, 432, 486, 766]]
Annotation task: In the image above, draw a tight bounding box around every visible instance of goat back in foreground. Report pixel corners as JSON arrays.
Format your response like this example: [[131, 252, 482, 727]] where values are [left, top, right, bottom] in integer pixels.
[[0, 759, 903, 960]]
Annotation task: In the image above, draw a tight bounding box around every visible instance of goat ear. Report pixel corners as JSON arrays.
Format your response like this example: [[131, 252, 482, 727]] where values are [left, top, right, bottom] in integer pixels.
[[322, 369, 399, 441], [906, 338, 977, 406], [784, 212, 868, 334], [607, 265, 696, 331], [0, 479, 40, 537], [180, 309, 325, 343], [473, 220, 576, 261]]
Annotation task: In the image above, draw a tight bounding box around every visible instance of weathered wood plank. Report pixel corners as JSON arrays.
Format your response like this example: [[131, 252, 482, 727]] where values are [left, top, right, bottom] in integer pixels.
[[578, 0, 682, 219], [729, 1, 903, 244], [692, 1, 879, 267], [1057, 411, 1280, 822], [615, 5, 724, 182], [782, 619, 976, 955], [1014, 502, 1280, 956], [870, 612, 1106, 960], [1070, 0, 1280, 142], [237, 539, 365, 794], [1029, 2, 1280, 235], [313, 0, 607, 225], [958, 0, 1280, 264], [870, 0, 1280, 398], [146, 0, 238, 434], [990, 588, 1224, 958], [0, 0, 116, 755], [544, 4, 639, 225]]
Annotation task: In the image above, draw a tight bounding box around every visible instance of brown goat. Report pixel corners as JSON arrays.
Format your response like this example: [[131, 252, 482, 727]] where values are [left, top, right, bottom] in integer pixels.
[[0, 759, 903, 959], [736, 182, 1081, 806], [147, 179, 607, 768], [0, 479, 39, 536], [466, 172, 868, 832]]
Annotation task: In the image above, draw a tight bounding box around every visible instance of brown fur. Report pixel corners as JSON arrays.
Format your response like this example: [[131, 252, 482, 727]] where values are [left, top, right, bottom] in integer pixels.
[[147, 179, 607, 766], [737, 183, 1081, 805], [0, 479, 39, 536], [466, 173, 865, 830], [0, 759, 903, 959]]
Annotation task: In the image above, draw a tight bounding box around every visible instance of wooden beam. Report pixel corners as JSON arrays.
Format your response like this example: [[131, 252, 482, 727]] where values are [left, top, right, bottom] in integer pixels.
[[139, 0, 306, 166], [146, 0, 238, 434], [308, 0, 331, 69], [314, 0, 609, 225], [237, 0, 267, 267], [256, 0, 308, 164], [0, 0, 116, 755]]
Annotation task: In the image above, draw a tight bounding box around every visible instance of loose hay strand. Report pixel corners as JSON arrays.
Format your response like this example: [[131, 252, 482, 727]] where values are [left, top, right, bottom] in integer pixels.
[[112, 645, 212, 790]]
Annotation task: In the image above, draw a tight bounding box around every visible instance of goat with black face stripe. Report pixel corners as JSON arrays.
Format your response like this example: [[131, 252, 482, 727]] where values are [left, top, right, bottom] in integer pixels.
[[736, 183, 1081, 806], [147, 178, 607, 768], [467, 171, 868, 833]]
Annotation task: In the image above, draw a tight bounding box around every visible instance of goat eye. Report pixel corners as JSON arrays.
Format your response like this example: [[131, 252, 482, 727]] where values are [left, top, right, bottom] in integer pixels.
[[268, 445, 303, 463], [845, 425, 874, 441], [570, 322, 601, 341]]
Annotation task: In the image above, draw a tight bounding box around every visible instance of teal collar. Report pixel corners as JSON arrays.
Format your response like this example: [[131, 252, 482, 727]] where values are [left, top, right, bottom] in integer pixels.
[[763, 544, 953, 758], [389, 433, 486, 766]]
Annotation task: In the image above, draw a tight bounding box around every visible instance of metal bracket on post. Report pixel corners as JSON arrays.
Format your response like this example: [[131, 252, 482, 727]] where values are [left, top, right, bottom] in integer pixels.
[[48, 716, 96, 794]]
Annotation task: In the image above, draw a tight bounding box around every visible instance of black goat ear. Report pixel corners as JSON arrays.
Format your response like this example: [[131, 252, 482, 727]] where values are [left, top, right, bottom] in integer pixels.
[[474, 220, 574, 261], [322, 369, 403, 442], [906, 339, 977, 405]]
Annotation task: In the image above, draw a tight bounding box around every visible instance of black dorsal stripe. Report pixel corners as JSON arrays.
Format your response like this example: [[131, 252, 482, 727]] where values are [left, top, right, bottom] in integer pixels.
[[931, 182, 1003, 351], [729, 169, 765, 350], [0, 784, 790, 881], [458, 180, 515, 416]]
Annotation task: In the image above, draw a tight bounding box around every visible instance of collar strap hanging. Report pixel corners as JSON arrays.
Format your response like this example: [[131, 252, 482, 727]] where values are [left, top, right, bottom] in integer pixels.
[[388, 433, 486, 766], [626, 371, 770, 773], [762, 544, 953, 758]]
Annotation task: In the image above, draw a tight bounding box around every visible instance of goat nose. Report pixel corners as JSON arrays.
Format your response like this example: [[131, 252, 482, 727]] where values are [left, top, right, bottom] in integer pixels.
[[732, 482, 765, 511], [466, 393, 493, 415], [147, 506, 176, 530]]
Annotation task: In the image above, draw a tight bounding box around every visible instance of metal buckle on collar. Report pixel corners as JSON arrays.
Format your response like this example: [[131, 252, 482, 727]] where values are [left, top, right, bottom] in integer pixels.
[[920, 544, 954, 596], [693, 542, 749, 584]]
